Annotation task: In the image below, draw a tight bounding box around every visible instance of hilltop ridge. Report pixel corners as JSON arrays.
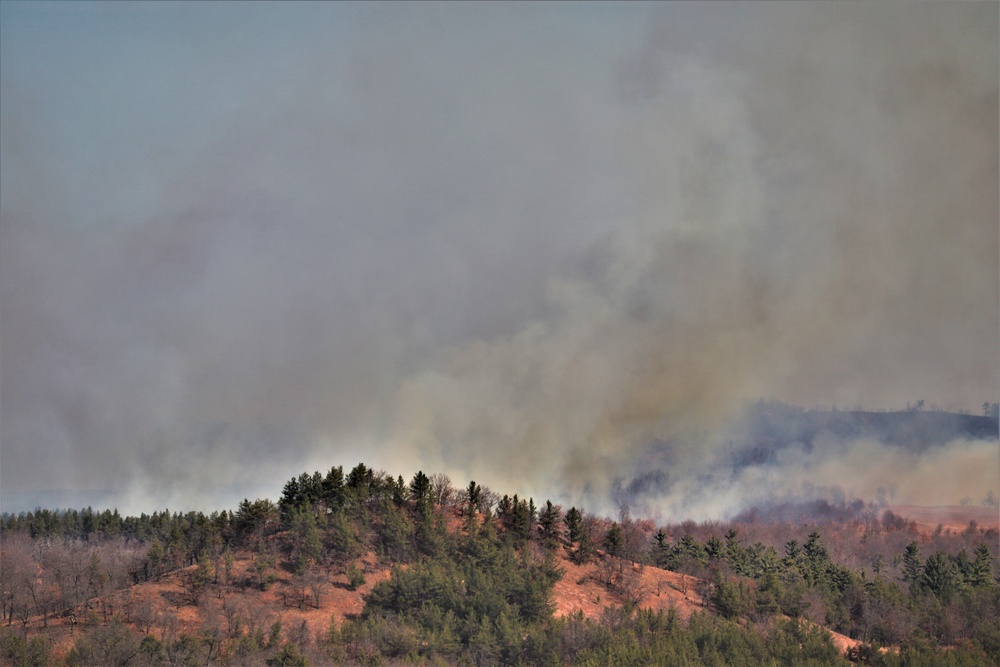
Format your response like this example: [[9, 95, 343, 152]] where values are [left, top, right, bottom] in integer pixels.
[[728, 405, 998, 467], [2, 462, 998, 666]]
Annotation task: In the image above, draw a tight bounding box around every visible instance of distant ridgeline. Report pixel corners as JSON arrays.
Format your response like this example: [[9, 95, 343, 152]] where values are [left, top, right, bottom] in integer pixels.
[[730, 403, 999, 467]]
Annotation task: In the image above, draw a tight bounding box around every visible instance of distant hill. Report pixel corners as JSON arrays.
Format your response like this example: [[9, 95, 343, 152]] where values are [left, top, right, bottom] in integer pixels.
[[805, 410, 997, 446], [728, 405, 998, 467]]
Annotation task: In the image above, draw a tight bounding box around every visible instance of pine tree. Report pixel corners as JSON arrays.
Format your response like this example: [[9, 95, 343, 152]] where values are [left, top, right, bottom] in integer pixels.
[[377, 499, 414, 562], [804, 532, 832, 588], [409, 471, 432, 511], [725, 530, 750, 576], [346, 463, 374, 508], [603, 523, 623, 557], [565, 507, 583, 543], [971, 544, 995, 588], [783, 539, 803, 568], [510, 497, 533, 542], [706, 535, 723, 560], [538, 501, 562, 548], [902, 541, 923, 589], [951, 549, 974, 589], [466, 481, 481, 515], [323, 466, 346, 511], [289, 507, 323, 572], [679, 534, 705, 562], [497, 495, 513, 527], [920, 552, 956, 600], [279, 477, 302, 519], [391, 475, 408, 507]]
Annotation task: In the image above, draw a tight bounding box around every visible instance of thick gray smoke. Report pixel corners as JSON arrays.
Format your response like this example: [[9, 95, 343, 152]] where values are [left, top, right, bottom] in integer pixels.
[[1, 3, 996, 517]]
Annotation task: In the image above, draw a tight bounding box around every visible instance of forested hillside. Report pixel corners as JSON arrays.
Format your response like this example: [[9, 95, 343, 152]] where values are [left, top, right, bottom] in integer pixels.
[[2, 463, 998, 666]]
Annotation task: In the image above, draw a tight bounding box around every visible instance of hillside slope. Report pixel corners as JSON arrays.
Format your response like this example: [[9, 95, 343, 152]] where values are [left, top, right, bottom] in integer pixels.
[[6, 518, 874, 665], [3, 463, 997, 665]]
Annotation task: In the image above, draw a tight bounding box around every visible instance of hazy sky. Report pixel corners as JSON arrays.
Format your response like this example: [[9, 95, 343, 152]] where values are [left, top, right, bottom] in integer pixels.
[[1, 2, 997, 516]]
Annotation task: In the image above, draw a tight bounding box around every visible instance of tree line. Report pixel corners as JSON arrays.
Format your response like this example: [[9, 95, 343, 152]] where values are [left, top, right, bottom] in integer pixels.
[[2, 461, 998, 666]]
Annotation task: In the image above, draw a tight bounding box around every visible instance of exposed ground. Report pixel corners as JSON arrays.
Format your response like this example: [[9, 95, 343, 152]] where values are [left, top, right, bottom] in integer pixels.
[[550, 555, 704, 620], [30, 503, 999, 661], [11, 538, 873, 663]]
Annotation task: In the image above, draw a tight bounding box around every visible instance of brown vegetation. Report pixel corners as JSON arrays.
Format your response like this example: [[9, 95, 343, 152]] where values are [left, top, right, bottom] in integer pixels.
[[888, 504, 999, 537], [3, 466, 997, 665], [0, 517, 871, 664]]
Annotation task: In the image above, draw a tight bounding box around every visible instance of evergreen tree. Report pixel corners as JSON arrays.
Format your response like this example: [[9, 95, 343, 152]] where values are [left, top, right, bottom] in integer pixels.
[[322, 466, 346, 511], [565, 507, 583, 544], [706, 535, 723, 560], [289, 507, 323, 572], [327, 511, 365, 565], [782, 539, 809, 584], [971, 544, 995, 588], [414, 504, 449, 558], [920, 552, 956, 600], [279, 477, 302, 519], [497, 495, 513, 527], [677, 534, 706, 569], [804, 531, 829, 586], [346, 463, 374, 507], [603, 523, 623, 557], [538, 501, 562, 548], [465, 480, 481, 515], [725, 530, 750, 576], [902, 541, 923, 589], [951, 549, 974, 589], [409, 471, 431, 511], [376, 499, 414, 562], [391, 475, 408, 507], [571, 526, 597, 565]]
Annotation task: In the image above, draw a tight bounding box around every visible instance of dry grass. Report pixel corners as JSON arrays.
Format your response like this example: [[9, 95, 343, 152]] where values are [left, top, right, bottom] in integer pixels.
[[889, 504, 999, 536], [16, 510, 940, 661]]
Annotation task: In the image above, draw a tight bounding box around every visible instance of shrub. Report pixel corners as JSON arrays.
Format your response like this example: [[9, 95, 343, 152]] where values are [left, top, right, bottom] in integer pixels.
[[347, 561, 366, 590]]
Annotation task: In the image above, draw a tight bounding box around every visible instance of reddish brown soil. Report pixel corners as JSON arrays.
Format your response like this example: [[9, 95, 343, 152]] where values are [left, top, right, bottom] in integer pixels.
[[13, 550, 394, 660], [12, 516, 902, 661], [32, 546, 864, 662], [822, 622, 863, 654], [551, 556, 705, 620]]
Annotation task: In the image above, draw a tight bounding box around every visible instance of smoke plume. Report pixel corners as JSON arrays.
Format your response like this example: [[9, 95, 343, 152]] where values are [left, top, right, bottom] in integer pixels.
[[1, 3, 996, 517]]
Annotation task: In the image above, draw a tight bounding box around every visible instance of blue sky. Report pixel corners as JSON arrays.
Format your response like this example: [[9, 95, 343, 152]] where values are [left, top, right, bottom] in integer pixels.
[[2, 2, 996, 517]]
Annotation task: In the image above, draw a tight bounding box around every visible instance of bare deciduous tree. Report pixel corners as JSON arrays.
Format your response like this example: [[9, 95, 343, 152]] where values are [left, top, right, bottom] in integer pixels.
[[429, 473, 455, 509]]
